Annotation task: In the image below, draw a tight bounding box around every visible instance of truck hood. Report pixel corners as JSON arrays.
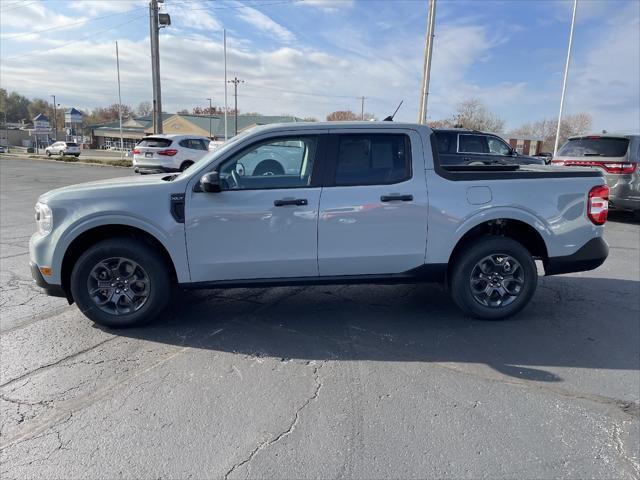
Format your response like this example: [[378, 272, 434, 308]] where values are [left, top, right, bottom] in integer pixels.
[[39, 174, 174, 204]]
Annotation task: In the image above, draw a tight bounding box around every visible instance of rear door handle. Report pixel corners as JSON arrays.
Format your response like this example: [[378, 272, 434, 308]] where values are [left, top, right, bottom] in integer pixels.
[[274, 198, 308, 207], [380, 194, 413, 202]]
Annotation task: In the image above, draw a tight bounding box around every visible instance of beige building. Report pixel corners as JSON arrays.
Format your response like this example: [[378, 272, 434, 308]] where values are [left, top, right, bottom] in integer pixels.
[[90, 113, 302, 149]]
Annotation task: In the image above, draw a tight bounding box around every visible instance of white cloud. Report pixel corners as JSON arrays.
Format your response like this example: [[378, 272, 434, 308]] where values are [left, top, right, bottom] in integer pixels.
[[236, 5, 295, 43], [68, 0, 145, 16], [299, 0, 355, 12], [564, 4, 640, 132], [170, 2, 222, 31]]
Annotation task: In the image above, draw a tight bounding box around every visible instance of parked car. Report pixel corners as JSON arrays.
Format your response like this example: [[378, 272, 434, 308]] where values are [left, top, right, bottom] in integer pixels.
[[552, 134, 639, 216], [0, 145, 7, 154], [45, 141, 80, 157], [132, 134, 211, 174], [30, 122, 608, 327], [535, 152, 553, 164], [433, 129, 545, 166]]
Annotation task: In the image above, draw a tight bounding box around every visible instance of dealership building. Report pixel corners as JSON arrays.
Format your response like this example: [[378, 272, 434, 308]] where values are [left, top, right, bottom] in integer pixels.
[[90, 113, 302, 149]]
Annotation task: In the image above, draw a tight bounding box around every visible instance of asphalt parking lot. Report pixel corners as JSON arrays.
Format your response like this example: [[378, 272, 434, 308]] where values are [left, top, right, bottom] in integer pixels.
[[1, 156, 639, 479]]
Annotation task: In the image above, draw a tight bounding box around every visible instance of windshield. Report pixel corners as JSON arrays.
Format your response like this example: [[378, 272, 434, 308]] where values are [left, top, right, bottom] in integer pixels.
[[557, 137, 629, 157], [65, 142, 78, 147]]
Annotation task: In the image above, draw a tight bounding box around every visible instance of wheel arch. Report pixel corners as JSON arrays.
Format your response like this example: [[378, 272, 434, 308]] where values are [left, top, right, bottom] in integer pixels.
[[60, 224, 178, 302], [446, 217, 549, 284]]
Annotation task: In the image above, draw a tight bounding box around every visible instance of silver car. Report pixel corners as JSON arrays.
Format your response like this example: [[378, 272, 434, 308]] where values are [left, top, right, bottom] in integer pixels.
[[553, 134, 639, 215], [45, 141, 81, 157]]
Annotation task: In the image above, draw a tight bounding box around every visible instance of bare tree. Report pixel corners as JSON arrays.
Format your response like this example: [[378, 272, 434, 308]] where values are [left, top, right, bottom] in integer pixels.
[[427, 98, 505, 132], [136, 101, 152, 117], [511, 113, 592, 151], [454, 98, 505, 132], [303, 116, 318, 122], [326, 110, 359, 121]]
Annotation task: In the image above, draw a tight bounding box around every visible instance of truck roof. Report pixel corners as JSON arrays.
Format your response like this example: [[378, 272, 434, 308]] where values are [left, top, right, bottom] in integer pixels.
[[246, 121, 433, 134]]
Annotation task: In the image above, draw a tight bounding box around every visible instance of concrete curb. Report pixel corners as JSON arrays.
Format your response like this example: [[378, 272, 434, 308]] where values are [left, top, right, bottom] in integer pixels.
[[0, 154, 132, 169]]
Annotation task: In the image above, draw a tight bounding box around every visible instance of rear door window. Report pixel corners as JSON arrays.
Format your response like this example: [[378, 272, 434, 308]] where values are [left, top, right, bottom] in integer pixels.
[[434, 131, 452, 153], [334, 134, 411, 186], [558, 137, 629, 157], [458, 134, 489, 154], [138, 137, 173, 148]]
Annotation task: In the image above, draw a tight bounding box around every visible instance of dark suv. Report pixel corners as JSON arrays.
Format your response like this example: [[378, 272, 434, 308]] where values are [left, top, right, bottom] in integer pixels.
[[433, 129, 545, 166]]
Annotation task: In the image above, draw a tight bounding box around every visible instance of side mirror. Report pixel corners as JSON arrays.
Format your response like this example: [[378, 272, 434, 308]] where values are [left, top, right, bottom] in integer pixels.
[[200, 172, 221, 192], [235, 163, 245, 176], [510, 149, 518, 156]]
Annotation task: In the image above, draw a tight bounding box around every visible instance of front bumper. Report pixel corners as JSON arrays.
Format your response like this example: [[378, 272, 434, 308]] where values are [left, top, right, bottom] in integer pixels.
[[30, 262, 67, 298], [544, 237, 609, 276]]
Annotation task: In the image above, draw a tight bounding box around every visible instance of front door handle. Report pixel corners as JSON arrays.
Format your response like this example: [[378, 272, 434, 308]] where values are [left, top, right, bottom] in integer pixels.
[[380, 194, 413, 202], [274, 198, 308, 207]]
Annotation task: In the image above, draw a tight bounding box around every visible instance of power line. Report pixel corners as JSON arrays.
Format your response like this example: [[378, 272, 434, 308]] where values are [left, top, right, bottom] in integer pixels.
[[1, 6, 148, 40], [0, 1, 39, 13], [1, 15, 146, 62]]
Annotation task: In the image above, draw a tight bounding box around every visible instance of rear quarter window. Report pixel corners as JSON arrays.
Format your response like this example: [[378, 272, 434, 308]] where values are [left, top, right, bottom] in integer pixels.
[[558, 137, 629, 157], [137, 137, 173, 148]]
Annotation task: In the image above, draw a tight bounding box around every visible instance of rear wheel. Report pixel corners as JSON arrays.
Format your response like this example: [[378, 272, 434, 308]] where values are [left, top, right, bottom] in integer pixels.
[[180, 160, 194, 171], [70, 238, 171, 328], [450, 236, 537, 320]]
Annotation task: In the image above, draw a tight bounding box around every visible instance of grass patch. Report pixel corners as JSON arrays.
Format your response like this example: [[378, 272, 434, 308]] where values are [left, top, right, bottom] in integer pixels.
[[53, 156, 132, 167]]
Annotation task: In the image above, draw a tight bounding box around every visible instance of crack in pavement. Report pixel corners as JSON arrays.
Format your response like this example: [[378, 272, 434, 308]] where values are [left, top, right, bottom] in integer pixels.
[[0, 336, 118, 389], [611, 418, 640, 479], [224, 361, 324, 479]]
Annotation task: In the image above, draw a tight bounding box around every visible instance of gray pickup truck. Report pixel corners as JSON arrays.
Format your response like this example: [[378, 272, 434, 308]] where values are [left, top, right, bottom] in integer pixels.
[[30, 122, 609, 327]]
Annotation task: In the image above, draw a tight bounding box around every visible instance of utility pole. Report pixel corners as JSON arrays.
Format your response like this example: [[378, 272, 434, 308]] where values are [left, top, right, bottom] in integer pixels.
[[228, 76, 244, 136], [418, 0, 437, 124], [50, 95, 57, 140], [357, 96, 367, 120], [206, 97, 213, 139], [116, 41, 124, 158], [149, 0, 165, 134], [223, 29, 228, 142], [553, 0, 578, 156]]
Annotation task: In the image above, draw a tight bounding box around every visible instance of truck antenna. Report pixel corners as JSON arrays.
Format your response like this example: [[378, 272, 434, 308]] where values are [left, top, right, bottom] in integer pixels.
[[383, 100, 403, 121]]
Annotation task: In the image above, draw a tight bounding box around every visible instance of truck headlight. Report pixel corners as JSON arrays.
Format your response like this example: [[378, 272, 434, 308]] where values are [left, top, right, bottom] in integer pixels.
[[34, 202, 53, 235]]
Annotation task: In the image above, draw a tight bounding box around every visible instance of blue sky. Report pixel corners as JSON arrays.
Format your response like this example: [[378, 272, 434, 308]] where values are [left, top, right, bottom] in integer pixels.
[[1, 0, 638, 132]]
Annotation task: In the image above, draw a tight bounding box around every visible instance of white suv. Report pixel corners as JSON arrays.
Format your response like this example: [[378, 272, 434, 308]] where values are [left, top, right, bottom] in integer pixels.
[[132, 134, 211, 174], [45, 141, 81, 157]]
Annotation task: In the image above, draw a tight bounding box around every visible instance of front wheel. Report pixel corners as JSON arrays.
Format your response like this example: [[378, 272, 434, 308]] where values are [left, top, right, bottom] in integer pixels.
[[450, 236, 537, 320], [70, 238, 171, 328], [46, 150, 51, 157]]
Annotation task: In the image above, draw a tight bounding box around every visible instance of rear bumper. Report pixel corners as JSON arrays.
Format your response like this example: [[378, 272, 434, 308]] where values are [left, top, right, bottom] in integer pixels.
[[30, 262, 67, 298], [544, 237, 609, 276], [134, 164, 179, 174]]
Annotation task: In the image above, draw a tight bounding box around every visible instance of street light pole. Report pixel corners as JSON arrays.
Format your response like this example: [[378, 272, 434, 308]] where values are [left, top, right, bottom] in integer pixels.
[[418, 0, 437, 124], [553, 0, 578, 156], [50, 95, 57, 140], [223, 29, 228, 142], [228, 76, 244, 136], [116, 41, 124, 158], [206, 97, 213, 139]]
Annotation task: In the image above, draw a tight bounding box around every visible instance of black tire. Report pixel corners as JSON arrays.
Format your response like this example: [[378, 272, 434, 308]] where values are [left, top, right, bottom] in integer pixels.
[[180, 160, 194, 171], [70, 238, 171, 328], [450, 236, 537, 320], [75, 154, 80, 158], [253, 160, 284, 176], [46, 150, 51, 157]]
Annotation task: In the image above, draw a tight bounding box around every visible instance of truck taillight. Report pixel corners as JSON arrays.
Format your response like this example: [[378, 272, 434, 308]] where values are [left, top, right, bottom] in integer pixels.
[[587, 185, 609, 225], [158, 149, 178, 156]]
